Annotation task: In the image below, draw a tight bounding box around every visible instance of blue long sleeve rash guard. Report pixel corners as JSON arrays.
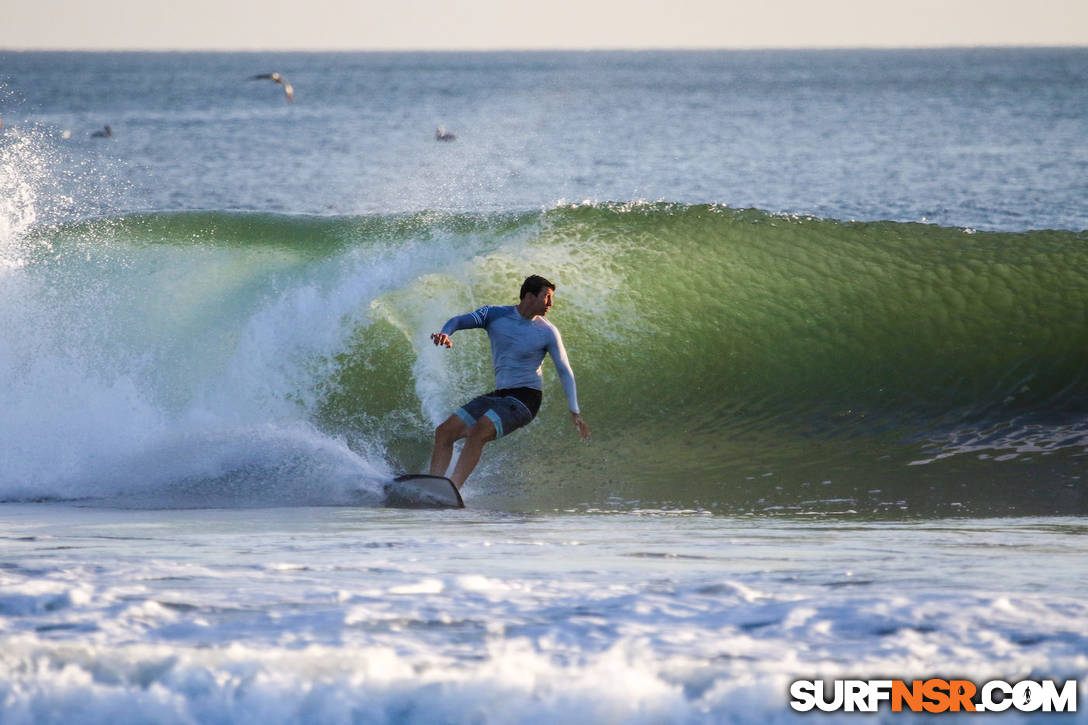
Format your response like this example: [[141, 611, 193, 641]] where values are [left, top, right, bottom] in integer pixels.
[[440, 305, 581, 414]]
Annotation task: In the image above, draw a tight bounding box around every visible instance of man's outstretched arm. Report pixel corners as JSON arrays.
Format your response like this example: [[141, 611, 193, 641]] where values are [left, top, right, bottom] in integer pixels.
[[431, 306, 491, 348]]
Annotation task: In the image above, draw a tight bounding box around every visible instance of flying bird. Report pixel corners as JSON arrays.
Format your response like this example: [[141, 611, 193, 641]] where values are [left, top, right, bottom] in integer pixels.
[[250, 73, 294, 103]]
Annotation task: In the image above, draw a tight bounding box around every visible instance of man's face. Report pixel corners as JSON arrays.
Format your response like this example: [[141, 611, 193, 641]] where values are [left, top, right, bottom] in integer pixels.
[[528, 287, 554, 317]]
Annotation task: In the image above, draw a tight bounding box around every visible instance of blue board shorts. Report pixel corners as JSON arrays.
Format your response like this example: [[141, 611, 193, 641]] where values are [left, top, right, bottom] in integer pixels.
[[455, 388, 541, 439]]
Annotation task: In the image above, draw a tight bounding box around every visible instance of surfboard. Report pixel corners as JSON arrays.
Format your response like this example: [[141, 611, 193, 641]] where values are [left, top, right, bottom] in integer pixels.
[[383, 474, 465, 509]]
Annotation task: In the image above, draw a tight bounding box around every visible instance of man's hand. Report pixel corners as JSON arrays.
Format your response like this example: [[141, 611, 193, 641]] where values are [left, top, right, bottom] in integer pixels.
[[431, 332, 452, 348], [571, 413, 591, 441]]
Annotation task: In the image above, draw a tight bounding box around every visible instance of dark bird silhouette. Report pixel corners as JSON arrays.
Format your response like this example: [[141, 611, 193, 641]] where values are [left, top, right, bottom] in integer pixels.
[[435, 126, 456, 142], [249, 73, 294, 103], [91, 125, 112, 138]]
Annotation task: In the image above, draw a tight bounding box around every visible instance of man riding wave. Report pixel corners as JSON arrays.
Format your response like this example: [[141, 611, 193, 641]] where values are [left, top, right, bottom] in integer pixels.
[[428, 275, 591, 488]]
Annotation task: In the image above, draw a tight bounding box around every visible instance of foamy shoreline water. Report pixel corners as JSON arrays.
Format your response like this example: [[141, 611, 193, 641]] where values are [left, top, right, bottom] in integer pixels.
[[2, 506, 1086, 723]]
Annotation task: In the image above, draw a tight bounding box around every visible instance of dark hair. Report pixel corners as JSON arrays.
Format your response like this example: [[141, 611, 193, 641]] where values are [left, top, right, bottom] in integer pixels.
[[520, 275, 555, 300]]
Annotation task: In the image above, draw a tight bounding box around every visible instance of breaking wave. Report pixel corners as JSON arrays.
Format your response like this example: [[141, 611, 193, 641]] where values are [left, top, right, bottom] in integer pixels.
[[2, 204, 1085, 515]]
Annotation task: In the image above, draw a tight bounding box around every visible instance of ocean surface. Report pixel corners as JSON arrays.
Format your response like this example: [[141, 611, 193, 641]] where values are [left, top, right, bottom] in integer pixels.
[[1, 49, 1086, 722]]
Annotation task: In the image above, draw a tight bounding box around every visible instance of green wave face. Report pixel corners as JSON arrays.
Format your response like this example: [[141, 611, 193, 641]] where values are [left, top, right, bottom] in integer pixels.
[[14, 206, 1088, 515], [307, 204, 1088, 515]]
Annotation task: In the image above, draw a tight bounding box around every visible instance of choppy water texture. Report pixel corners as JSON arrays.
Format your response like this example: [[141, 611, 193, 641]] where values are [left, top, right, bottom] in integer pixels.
[[1, 507, 1087, 724], [0, 49, 1086, 723], [2, 49, 1087, 230]]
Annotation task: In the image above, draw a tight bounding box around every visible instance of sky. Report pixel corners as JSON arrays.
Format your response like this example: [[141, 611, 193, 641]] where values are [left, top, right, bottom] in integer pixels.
[[1, 0, 1086, 51]]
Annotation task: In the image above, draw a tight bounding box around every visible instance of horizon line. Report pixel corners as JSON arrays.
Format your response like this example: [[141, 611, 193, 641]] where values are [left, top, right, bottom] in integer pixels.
[[2, 41, 1086, 54]]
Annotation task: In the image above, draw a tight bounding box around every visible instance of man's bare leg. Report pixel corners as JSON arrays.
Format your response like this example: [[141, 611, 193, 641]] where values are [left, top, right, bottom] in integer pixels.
[[450, 417, 496, 488], [429, 415, 468, 477]]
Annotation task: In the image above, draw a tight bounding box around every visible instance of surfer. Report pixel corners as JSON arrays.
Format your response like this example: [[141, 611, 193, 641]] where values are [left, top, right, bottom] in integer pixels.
[[435, 126, 456, 141], [428, 275, 590, 488]]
